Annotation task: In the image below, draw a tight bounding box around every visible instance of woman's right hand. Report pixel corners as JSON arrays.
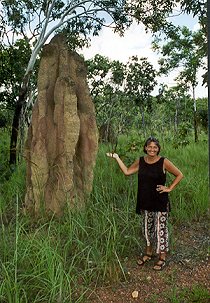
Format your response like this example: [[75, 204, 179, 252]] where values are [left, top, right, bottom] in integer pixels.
[[106, 152, 119, 159]]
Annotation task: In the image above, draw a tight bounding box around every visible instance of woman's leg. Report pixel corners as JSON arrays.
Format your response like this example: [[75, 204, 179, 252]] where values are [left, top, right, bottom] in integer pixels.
[[137, 211, 155, 265], [153, 211, 169, 270]]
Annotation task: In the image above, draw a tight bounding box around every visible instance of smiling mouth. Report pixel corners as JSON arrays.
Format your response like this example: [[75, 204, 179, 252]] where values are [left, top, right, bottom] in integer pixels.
[[148, 151, 157, 155]]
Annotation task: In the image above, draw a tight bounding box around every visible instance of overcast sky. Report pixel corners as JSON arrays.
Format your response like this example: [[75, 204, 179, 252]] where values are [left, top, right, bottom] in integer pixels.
[[80, 13, 207, 98]]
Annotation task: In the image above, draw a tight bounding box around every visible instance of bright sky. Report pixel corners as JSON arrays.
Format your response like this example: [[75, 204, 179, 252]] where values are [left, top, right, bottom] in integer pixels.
[[80, 14, 207, 98]]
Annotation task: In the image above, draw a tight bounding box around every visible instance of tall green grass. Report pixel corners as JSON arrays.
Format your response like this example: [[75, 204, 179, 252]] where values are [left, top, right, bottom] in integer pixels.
[[163, 141, 208, 222], [0, 135, 208, 302]]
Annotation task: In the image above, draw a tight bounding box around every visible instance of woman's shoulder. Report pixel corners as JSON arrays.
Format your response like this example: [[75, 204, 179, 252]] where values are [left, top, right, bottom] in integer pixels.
[[162, 157, 173, 168], [162, 156, 170, 162]]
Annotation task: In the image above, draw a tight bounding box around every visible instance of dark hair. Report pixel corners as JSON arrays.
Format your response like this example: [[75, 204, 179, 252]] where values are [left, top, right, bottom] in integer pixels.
[[143, 136, 161, 155]]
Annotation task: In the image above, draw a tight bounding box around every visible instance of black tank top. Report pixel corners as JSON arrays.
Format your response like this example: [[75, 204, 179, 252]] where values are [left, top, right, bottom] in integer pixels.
[[136, 156, 170, 213]]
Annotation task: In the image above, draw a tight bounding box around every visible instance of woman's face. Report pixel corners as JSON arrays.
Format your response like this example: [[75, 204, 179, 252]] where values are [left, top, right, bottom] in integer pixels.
[[145, 142, 159, 156]]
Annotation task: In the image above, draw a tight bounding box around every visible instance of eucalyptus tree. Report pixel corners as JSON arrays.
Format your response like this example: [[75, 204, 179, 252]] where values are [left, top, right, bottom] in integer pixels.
[[196, 97, 208, 132], [126, 0, 206, 33], [152, 26, 206, 142], [87, 54, 159, 139], [125, 56, 157, 135], [126, 0, 207, 139], [1, 0, 129, 164], [159, 85, 192, 129], [87, 54, 133, 142], [87, 54, 112, 98]]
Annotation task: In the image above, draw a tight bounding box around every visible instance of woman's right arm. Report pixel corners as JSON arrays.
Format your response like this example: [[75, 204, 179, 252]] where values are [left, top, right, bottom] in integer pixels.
[[106, 153, 139, 176]]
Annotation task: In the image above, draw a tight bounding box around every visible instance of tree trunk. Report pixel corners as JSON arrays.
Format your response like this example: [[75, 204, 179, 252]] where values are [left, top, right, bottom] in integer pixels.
[[194, 110, 198, 142], [193, 86, 198, 142], [9, 100, 22, 165], [9, 75, 30, 165], [174, 108, 178, 132], [140, 105, 146, 137]]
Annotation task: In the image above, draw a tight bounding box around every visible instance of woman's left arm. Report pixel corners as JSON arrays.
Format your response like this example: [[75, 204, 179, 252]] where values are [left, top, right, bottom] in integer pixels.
[[157, 158, 184, 193]]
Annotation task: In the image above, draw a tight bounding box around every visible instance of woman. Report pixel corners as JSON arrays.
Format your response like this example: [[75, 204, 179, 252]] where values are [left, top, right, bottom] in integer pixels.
[[106, 137, 183, 270]]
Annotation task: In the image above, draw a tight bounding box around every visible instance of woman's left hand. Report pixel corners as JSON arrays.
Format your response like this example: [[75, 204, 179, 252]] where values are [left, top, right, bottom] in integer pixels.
[[156, 185, 171, 193]]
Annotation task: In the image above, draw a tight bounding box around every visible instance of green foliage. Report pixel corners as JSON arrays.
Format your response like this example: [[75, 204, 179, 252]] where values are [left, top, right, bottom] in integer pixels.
[[0, 130, 12, 183], [172, 121, 192, 148], [164, 141, 208, 223], [196, 97, 208, 131], [126, 0, 206, 34], [0, 130, 26, 216], [152, 25, 206, 88], [86, 54, 157, 139], [126, 56, 157, 109], [87, 53, 203, 144], [1, 1, 130, 49], [197, 97, 208, 111], [152, 85, 201, 144], [115, 132, 145, 162], [0, 39, 32, 109]]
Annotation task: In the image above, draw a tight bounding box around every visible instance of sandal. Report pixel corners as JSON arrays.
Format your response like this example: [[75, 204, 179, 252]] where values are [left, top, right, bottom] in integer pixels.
[[137, 254, 153, 266], [153, 258, 166, 271]]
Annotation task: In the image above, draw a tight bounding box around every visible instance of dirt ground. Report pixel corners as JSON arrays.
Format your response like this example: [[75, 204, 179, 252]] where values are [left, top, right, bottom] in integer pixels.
[[86, 220, 209, 303]]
